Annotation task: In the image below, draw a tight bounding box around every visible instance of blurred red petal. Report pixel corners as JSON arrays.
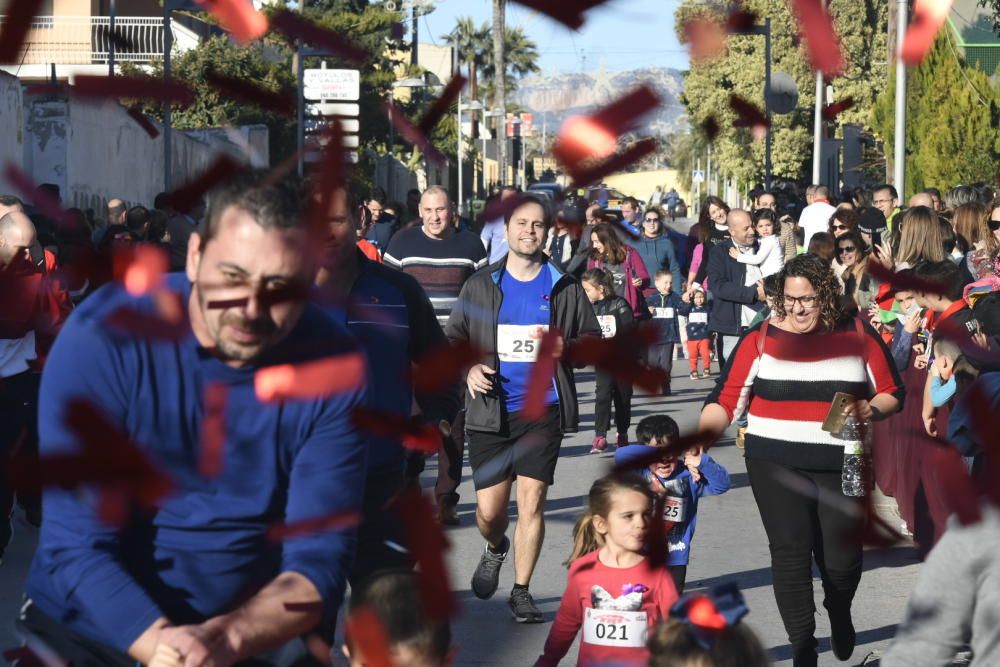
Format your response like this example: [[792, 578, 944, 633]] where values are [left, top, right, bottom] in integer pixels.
[[204, 71, 295, 117], [412, 340, 483, 395], [822, 97, 855, 122], [702, 116, 720, 142], [114, 244, 169, 296], [418, 74, 467, 135], [254, 352, 367, 402], [932, 446, 981, 525], [195, 0, 268, 44], [164, 154, 243, 214], [683, 17, 727, 63], [269, 9, 369, 65], [789, 0, 846, 76], [0, 0, 44, 64], [900, 0, 954, 66], [266, 509, 362, 541], [396, 490, 456, 620], [520, 328, 563, 421], [729, 94, 769, 141], [200, 383, 227, 478], [385, 101, 448, 167], [73, 75, 195, 106], [351, 407, 442, 454], [508, 0, 609, 30], [344, 608, 394, 667], [127, 107, 160, 138]]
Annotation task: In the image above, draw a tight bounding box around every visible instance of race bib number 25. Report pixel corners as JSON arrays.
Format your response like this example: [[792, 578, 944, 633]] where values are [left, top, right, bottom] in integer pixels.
[[583, 608, 647, 648], [497, 324, 549, 362]]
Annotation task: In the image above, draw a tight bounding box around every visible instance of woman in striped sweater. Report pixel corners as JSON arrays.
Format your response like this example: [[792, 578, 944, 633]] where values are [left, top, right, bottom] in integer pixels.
[[697, 254, 904, 667]]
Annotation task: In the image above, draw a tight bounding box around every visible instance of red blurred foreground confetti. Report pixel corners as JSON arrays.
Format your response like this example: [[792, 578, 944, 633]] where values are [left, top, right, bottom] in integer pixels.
[[508, 0, 610, 30], [396, 490, 456, 620], [127, 107, 161, 138], [199, 383, 227, 478], [114, 243, 169, 296], [788, 0, 846, 76], [3, 163, 69, 225], [932, 445, 982, 525], [345, 607, 394, 667], [411, 340, 483, 395], [195, 0, 268, 45], [352, 407, 443, 453], [822, 97, 855, 122], [521, 328, 563, 421], [164, 154, 243, 214], [729, 94, 769, 141], [0, 0, 44, 64], [254, 352, 366, 402], [900, 0, 954, 66], [204, 71, 295, 117], [683, 16, 727, 63], [266, 509, 362, 541], [269, 9, 369, 65], [104, 290, 190, 341], [72, 74, 195, 106]]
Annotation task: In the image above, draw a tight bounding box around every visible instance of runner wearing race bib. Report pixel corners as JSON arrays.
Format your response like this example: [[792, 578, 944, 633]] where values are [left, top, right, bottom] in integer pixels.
[[614, 415, 731, 593], [448, 195, 601, 624], [680, 287, 714, 379], [645, 270, 683, 396], [581, 268, 637, 453], [535, 473, 678, 667]]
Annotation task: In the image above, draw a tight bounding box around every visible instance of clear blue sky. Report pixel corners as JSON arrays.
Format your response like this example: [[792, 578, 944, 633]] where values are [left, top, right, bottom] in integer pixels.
[[418, 0, 690, 75]]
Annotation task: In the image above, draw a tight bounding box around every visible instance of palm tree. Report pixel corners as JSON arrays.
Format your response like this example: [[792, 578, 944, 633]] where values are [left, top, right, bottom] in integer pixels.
[[443, 17, 490, 194], [480, 27, 540, 97], [492, 0, 506, 186]]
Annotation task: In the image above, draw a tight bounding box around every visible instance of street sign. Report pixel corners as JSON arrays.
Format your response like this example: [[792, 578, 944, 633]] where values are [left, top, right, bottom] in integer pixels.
[[305, 102, 360, 118], [303, 68, 360, 102], [303, 115, 360, 133], [521, 113, 534, 137], [307, 128, 361, 149], [304, 150, 360, 164], [692, 170, 705, 183]]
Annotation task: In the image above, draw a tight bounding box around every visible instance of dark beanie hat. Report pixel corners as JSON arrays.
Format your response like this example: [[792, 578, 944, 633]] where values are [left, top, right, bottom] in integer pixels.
[[857, 207, 888, 236]]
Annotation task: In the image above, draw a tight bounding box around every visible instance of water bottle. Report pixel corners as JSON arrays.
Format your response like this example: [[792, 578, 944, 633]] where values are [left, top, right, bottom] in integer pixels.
[[839, 416, 872, 497]]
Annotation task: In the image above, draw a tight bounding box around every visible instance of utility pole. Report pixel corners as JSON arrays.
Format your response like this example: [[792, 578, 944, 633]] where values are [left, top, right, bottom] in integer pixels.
[[893, 0, 907, 197], [108, 0, 117, 76], [492, 0, 507, 186], [811, 1, 825, 185], [411, 3, 419, 67]]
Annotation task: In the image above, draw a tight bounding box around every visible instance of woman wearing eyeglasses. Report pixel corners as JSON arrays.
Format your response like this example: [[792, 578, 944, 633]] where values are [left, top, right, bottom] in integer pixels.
[[629, 206, 683, 297], [696, 255, 904, 667]]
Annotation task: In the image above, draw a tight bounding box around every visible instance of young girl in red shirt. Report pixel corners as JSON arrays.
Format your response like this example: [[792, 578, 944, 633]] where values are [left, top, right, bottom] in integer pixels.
[[535, 473, 679, 667]]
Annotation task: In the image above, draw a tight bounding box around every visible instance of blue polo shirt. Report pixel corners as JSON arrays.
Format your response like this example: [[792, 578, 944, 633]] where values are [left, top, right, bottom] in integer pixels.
[[25, 273, 368, 652], [496, 268, 558, 413]]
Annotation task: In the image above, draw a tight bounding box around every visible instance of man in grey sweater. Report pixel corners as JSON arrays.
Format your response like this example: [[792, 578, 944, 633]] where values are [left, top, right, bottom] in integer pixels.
[[882, 507, 1000, 666]]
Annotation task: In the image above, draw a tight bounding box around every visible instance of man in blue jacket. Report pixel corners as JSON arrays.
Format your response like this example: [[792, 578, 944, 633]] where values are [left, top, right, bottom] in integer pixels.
[[22, 172, 367, 666], [706, 209, 766, 365]]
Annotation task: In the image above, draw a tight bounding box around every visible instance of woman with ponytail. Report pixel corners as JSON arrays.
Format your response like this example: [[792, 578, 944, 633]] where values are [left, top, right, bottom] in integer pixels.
[[535, 473, 679, 667]]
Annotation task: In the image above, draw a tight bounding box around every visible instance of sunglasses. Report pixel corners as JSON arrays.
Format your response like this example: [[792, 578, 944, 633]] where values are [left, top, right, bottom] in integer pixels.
[[989, 219, 1000, 231], [644, 218, 660, 223], [837, 246, 857, 254], [832, 224, 848, 231]]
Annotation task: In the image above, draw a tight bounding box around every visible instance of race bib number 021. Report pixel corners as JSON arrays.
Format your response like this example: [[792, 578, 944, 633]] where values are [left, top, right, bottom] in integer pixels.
[[497, 324, 548, 363], [583, 608, 647, 648]]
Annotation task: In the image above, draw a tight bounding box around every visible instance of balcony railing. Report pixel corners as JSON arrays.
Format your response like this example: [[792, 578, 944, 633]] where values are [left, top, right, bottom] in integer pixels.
[[0, 16, 165, 66]]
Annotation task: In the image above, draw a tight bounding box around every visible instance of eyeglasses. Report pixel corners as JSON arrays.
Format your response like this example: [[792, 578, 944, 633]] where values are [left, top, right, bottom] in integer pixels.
[[832, 224, 848, 231], [782, 294, 819, 309], [989, 219, 1000, 231], [836, 246, 857, 254], [643, 218, 660, 223]]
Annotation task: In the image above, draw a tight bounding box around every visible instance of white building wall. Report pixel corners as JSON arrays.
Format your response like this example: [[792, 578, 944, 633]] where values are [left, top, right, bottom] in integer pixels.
[[0, 72, 25, 175]]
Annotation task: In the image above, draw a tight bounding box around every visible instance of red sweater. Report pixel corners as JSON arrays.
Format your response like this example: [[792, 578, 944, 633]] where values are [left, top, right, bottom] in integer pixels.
[[537, 550, 678, 667]]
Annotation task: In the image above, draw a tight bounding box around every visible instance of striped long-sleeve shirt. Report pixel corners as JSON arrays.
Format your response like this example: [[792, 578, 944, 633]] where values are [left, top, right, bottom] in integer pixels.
[[383, 225, 488, 325], [706, 316, 904, 471]]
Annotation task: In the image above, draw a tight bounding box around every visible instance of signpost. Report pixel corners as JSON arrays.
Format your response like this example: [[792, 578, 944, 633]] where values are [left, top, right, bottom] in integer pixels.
[[297, 61, 361, 175], [692, 169, 705, 183]]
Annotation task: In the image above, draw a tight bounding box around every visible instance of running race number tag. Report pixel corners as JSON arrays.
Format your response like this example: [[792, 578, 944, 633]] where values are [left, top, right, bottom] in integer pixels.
[[688, 312, 708, 324], [583, 608, 647, 648], [654, 307, 675, 319], [662, 495, 687, 523], [497, 324, 549, 362], [598, 315, 617, 338]]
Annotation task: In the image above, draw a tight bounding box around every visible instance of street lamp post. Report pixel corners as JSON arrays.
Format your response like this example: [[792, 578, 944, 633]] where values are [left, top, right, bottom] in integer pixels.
[[481, 108, 505, 195], [456, 96, 482, 216]]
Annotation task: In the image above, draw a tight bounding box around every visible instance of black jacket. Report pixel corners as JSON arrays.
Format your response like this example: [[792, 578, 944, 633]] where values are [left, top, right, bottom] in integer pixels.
[[445, 256, 601, 434], [706, 240, 765, 335]]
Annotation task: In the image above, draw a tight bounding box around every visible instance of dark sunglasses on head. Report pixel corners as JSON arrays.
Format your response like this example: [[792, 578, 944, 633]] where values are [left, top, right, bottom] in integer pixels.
[[990, 219, 1000, 231], [837, 245, 857, 254]]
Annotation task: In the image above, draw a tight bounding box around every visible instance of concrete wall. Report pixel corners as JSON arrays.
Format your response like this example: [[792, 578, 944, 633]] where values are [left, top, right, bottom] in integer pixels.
[[15, 86, 268, 212], [603, 169, 683, 203], [0, 73, 24, 171]]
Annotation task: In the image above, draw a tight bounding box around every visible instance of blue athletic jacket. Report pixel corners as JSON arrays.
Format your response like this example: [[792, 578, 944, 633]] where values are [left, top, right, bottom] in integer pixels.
[[613, 447, 731, 566]]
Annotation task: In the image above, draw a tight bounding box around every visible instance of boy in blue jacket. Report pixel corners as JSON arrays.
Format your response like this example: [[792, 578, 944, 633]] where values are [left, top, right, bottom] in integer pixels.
[[614, 415, 731, 593], [645, 270, 683, 395]]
